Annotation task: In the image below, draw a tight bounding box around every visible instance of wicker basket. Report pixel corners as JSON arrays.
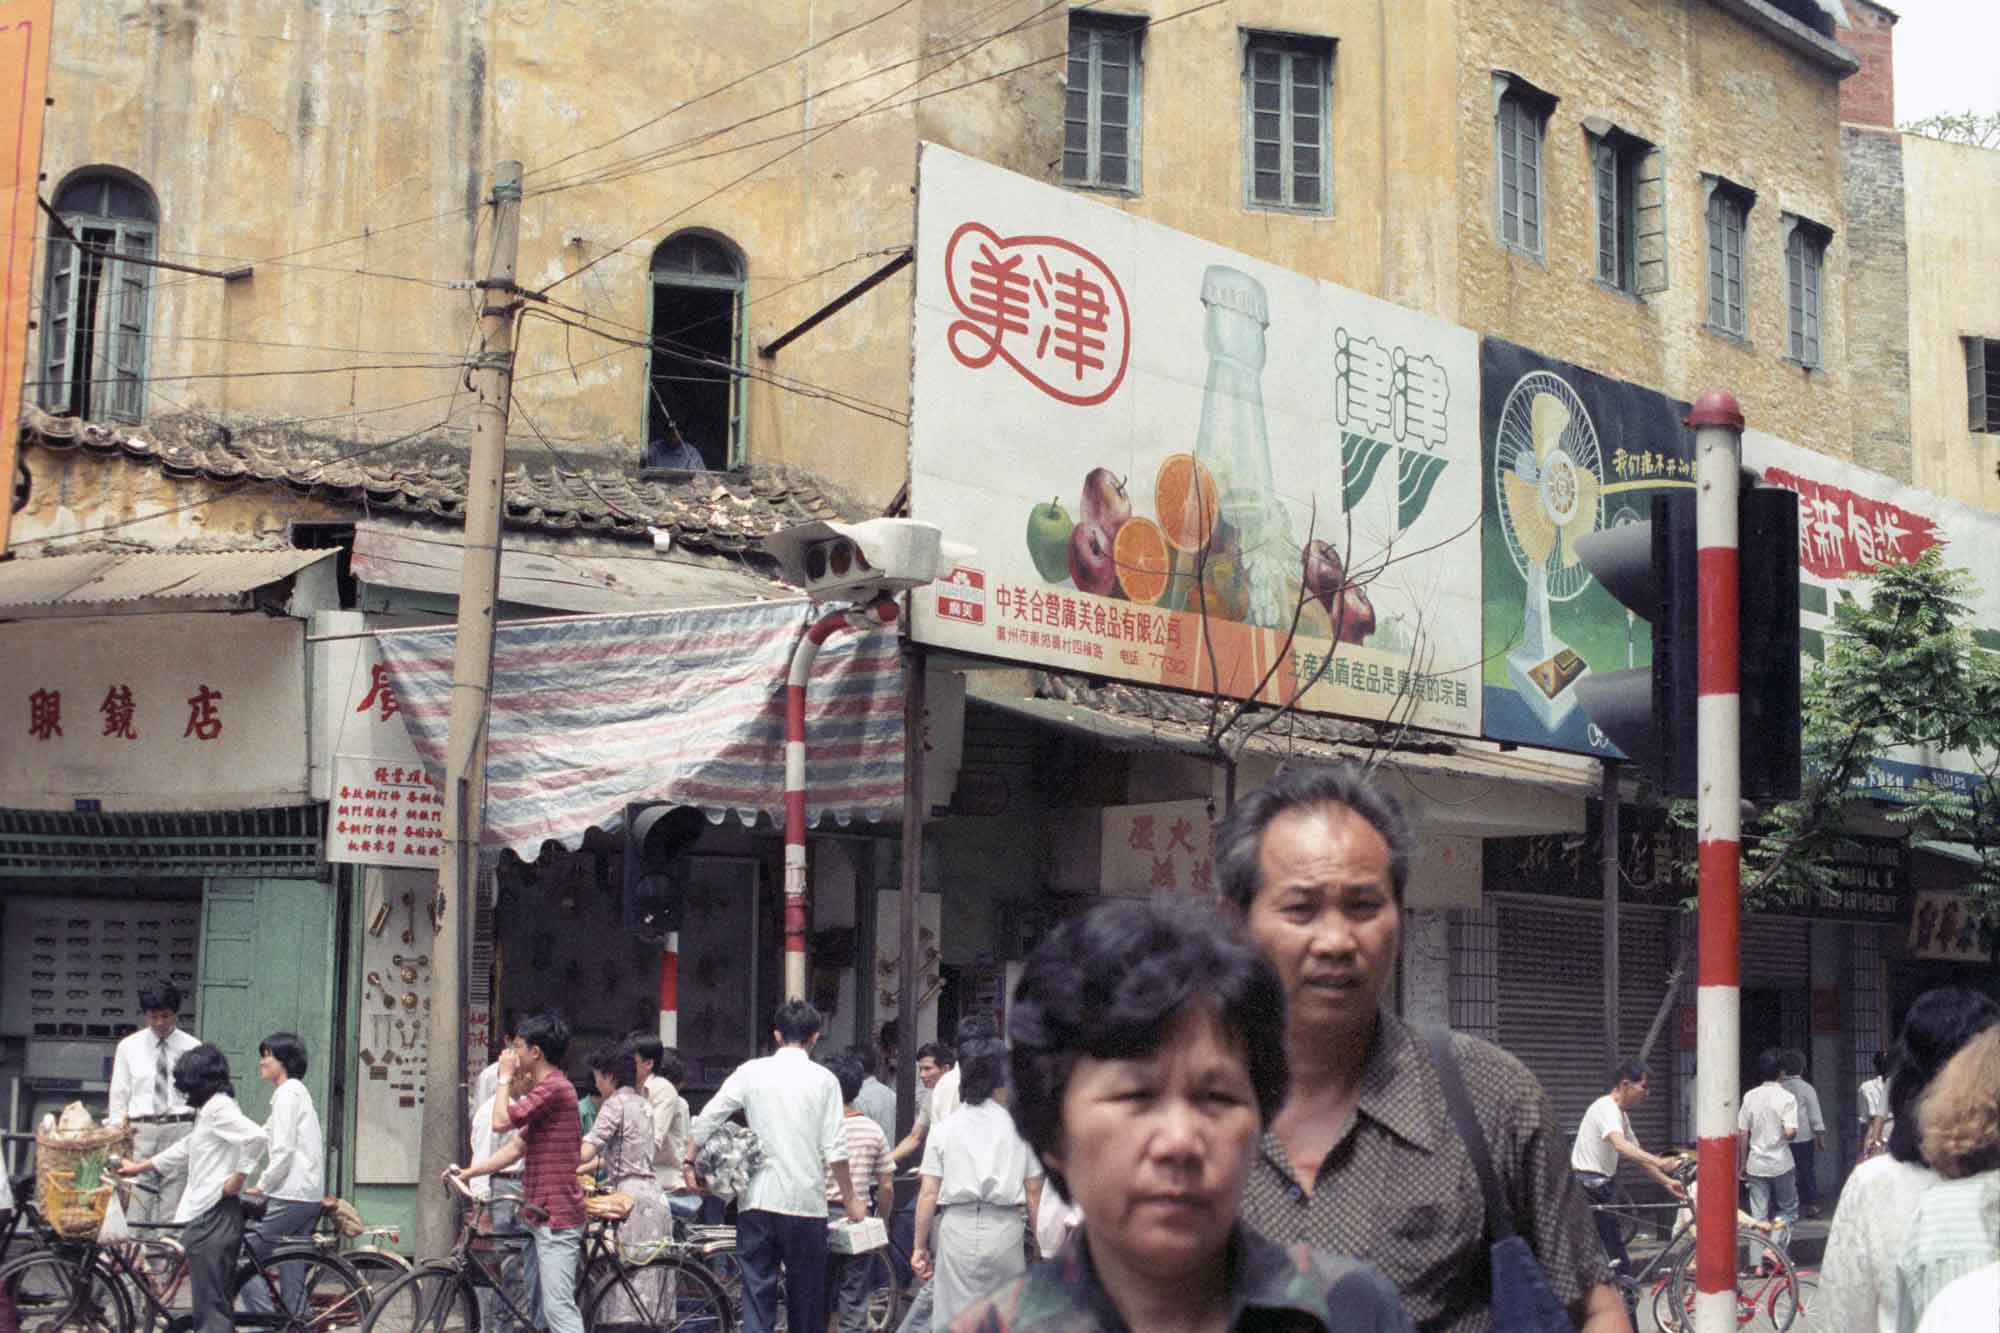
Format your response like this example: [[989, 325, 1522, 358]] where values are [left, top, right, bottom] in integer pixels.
[[43, 1168, 117, 1239], [35, 1121, 134, 1230]]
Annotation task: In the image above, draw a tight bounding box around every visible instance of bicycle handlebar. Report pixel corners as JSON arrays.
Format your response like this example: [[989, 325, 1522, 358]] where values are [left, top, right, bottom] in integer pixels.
[[442, 1169, 477, 1201]]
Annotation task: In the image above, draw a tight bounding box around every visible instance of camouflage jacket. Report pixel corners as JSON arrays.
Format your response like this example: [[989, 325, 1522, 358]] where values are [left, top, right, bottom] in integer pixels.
[[950, 1225, 1412, 1333]]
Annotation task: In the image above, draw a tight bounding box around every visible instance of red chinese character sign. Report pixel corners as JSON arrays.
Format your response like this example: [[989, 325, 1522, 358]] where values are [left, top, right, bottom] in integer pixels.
[[0, 615, 308, 810], [325, 632, 435, 869], [1099, 800, 1214, 899], [1744, 427, 2000, 795], [944, 223, 1130, 406], [910, 145, 1484, 736]]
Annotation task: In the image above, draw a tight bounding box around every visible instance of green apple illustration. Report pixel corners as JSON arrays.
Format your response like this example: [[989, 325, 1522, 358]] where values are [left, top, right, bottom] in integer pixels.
[[1025, 497, 1075, 582]]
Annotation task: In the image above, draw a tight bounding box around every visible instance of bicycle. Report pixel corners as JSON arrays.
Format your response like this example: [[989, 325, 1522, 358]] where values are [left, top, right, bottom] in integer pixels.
[[305, 1207, 411, 1298], [360, 1171, 730, 1333], [1651, 1228, 1807, 1333], [0, 1192, 369, 1333]]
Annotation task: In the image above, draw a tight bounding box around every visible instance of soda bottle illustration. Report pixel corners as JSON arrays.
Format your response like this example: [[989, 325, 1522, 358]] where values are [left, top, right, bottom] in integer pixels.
[[1191, 266, 1293, 628]]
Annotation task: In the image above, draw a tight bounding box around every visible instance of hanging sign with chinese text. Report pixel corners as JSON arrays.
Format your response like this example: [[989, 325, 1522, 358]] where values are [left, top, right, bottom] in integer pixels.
[[327, 754, 446, 868], [909, 145, 1483, 736], [0, 614, 308, 811], [1099, 800, 1215, 898]]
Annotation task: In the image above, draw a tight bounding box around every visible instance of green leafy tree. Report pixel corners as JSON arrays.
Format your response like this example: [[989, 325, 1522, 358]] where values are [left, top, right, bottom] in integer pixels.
[[1696, 550, 2000, 919], [1901, 111, 2000, 150]]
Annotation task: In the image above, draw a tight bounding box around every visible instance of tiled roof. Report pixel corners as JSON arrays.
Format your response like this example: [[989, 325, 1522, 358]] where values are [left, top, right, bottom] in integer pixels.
[[1031, 671, 1457, 759], [19, 408, 865, 555]]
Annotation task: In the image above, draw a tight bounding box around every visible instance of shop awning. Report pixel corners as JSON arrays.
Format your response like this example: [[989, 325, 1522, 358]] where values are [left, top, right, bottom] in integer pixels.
[[0, 548, 336, 615], [374, 599, 903, 856], [350, 521, 788, 613]]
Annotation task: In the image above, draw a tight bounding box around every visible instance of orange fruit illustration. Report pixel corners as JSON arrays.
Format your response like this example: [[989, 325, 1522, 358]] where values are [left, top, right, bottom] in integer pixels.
[[1154, 453, 1221, 554], [1112, 516, 1173, 606]]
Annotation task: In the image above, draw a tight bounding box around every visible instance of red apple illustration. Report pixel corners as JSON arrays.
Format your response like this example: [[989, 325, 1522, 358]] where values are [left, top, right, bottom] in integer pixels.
[[1069, 520, 1121, 597], [1079, 468, 1132, 535]]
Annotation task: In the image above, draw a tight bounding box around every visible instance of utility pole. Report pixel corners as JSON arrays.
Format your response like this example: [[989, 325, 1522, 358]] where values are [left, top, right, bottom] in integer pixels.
[[416, 160, 523, 1258]]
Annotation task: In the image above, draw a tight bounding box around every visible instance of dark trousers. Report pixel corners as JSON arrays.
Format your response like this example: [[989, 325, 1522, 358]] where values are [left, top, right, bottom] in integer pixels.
[[1574, 1172, 1628, 1275], [735, 1209, 828, 1333], [184, 1196, 245, 1333], [1790, 1139, 1819, 1208]]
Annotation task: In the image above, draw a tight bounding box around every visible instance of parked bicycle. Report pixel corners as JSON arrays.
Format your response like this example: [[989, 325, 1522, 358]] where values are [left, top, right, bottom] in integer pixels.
[[359, 1171, 730, 1333]]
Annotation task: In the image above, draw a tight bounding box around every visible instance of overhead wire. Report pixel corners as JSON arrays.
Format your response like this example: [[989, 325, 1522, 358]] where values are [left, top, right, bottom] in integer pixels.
[[534, 0, 1228, 294]]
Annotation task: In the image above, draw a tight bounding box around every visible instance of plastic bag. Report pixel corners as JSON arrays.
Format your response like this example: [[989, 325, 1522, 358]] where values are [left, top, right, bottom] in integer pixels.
[[98, 1190, 132, 1244]]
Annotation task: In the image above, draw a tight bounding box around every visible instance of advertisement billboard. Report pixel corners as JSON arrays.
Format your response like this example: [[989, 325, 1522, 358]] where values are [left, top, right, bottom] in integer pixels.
[[1743, 428, 2000, 793], [909, 144, 1484, 736], [1477, 338, 1693, 757]]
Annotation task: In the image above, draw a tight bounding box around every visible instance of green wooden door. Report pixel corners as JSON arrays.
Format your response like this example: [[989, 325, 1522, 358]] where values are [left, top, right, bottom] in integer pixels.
[[197, 879, 337, 1126]]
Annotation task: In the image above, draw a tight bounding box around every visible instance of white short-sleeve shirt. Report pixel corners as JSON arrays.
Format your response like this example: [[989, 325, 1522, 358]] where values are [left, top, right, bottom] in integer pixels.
[[1569, 1093, 1632, 1177], [1738, 1081, 1800, 1178], [918, 1099, 1041, 1207]]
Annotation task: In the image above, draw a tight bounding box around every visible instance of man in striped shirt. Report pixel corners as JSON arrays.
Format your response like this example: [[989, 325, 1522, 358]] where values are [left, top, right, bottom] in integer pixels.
[[826, 1052, 895, 1333]]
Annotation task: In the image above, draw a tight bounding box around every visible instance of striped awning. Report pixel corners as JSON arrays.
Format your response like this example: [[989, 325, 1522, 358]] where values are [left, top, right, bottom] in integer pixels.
[[374, 599, 904, 857]]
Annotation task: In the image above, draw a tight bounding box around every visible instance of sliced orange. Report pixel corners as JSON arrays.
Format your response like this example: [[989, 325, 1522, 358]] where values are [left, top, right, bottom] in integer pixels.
[[1112, 516, 1173, 606], [1154, 453, 1221, 554]]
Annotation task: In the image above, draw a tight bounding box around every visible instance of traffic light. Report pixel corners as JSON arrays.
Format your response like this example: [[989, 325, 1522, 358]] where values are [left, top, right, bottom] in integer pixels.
[[762, 518, 974, 602], [622, 803, 706, 942], [1572, 481, 1800, 800], [1573, 492, 1699, 795]]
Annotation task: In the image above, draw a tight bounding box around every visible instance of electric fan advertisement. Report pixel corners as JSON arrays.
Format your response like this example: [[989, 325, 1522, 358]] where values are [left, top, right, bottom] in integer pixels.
[[1478, 338, 1693, 757], [908, 145, 1484, 736]]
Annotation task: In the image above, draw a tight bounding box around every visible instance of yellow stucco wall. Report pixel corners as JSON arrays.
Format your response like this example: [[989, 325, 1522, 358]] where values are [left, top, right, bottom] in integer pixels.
[[31, 0, 1857, 518], [1903, 134, 2000, 511], [12, 447, 354, 552], [1455, 0, 1852, 454]]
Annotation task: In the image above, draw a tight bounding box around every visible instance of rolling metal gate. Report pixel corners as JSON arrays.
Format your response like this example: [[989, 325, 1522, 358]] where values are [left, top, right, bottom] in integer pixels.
[[1496, 899, 1675, 1163]]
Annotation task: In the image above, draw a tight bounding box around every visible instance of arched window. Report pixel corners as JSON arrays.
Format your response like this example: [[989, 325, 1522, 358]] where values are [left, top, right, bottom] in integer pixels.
[[42, 170, 159, 422], [643, 231, 744, 472]]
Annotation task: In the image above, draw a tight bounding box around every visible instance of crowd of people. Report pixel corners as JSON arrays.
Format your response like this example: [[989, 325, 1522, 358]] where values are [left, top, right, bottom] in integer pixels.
[[11, 764, 1995, 1333]]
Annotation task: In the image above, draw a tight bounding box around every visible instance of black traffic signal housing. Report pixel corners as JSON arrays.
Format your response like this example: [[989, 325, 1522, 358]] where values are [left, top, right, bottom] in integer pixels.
[[622, 803, 706, 943], [1572, 480, 1800, 800]]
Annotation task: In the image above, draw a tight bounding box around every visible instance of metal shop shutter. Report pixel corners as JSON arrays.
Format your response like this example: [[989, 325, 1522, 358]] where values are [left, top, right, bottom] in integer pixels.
[[1498, 900, 1606, 1138], [1742, 915, 1811, 987], [1618, 908, 1676, 1155]]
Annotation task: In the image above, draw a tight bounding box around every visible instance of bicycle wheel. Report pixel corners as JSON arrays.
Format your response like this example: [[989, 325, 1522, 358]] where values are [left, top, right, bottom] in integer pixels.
[[108, 1237, 187, 1317], [340, 1252, 411, 1301], [855, 1249, 901, 1333], [1, 1250, 136, 1333], [582, 1257, 731, 1333], [233, 1249, 369, 1333], [1665, 1230, 1799, 1332], [359, 1264, 477, 1333], [1767, 1267, 1816, 1332]]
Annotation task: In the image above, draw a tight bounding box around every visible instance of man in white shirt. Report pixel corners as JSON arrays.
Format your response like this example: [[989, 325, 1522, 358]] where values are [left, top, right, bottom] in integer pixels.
[[1738, 1047, 1801, 1225], [1569, 1061, 1685, 1275], [851, 1044, 897, 1144], [628, 1032, 691, 1193], [1857, 1049, 1892, 1159], [687, 1001, 865, 1333], [107, 981, 203, 1224], [468, 1086, 527, 1333], [1778, 1048, 1827, 1216], [468, 1017, 520, 1123]]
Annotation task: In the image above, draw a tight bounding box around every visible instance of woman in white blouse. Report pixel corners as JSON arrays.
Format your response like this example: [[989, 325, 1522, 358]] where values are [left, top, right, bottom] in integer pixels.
[[910, 1037, 1044, 1331], [241, 1033, 326, 1317], [116, 1044, 269, 1333]]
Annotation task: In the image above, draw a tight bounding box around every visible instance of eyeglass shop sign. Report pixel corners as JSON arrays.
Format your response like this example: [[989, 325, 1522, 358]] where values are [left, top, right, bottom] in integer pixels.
[[0, 615, 309, 811]]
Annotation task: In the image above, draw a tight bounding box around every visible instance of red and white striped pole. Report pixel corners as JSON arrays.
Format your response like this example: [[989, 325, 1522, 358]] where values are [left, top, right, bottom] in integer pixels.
[[784, 594, 900, 1001], [1688, 390, 1744, 1333], [658, 937, 678, 1048]]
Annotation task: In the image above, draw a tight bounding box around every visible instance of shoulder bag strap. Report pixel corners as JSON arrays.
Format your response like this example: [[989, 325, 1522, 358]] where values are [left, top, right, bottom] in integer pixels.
[[1425, 1024, 1517, 1242]]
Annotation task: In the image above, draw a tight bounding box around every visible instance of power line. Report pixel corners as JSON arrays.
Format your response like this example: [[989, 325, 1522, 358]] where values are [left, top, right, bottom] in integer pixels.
[[525, 0, 1080, 201], [523, 0, 927, 182], [535, 0, 1234, 294]]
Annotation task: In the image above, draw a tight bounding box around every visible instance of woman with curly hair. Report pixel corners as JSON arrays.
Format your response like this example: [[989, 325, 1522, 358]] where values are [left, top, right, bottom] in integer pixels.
[[1893, 1025, 2000, 1333]]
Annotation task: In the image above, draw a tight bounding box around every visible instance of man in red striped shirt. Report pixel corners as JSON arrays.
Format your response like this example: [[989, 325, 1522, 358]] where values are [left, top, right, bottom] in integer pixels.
[[460, 1012, 585, 1333]]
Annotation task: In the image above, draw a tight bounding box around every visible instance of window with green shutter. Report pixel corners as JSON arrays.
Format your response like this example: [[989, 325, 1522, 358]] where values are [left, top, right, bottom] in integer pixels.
[[1243, 34, 1333, 215], [1969, 338, 2000, 434], [1065, 14, 1143, 193], [40, 172, 158, 423]]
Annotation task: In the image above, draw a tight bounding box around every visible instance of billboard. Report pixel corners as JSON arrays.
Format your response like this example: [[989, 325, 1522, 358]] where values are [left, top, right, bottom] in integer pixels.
[[909, 144, 1484, 736], [1477, 338, 1693, 757], [1743, 428, 2000, 793]]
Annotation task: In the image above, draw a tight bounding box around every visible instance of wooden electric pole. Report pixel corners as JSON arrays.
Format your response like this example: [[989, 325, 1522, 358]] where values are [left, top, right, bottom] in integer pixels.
[[417, 160, 523, 1257]]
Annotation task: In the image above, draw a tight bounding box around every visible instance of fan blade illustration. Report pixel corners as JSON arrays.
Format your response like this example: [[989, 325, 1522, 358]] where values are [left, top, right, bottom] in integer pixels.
[[1559, 465, 1604, 568], [1531, 391, 1571, 462], [1503, 471, 1558, 566]]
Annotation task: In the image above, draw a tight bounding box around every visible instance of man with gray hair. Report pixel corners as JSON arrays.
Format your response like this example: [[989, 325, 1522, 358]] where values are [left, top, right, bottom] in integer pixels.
[[1215, 764, 1620, 1333]]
